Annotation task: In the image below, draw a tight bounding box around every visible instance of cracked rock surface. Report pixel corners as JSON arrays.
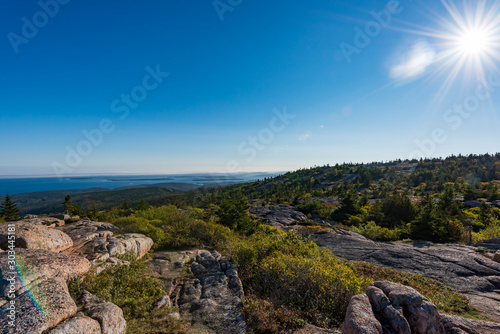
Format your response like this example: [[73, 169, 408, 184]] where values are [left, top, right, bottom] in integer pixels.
[[148, 249, 247, 334], [310, 231, 500, 321]]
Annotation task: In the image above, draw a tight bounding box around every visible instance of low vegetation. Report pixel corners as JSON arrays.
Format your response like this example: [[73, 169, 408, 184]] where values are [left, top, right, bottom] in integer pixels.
[[69, 257, 186, 334]]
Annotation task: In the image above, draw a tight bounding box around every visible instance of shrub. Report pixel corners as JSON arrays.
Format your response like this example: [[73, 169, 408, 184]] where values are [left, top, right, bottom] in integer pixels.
[[351, 221, 402, 241], [472, 220, 500, 243], [243, 297, 306, 333], [114, 216, 165, 246], [296, 200, 331, 220], [70, 259, 185, 334], [228, 229, 366, 326]]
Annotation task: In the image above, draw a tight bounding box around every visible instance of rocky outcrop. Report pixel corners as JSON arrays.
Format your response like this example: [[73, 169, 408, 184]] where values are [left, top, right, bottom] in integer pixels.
[[0, 249, 91, 290], [148, 249, 247, 334], [58, 221, 117, 246], [47, 312, 101, 334], [476, 237, 500, 251], [309, 230, 500, 321], [342, 294, 383, 334], [179, 250, 246, 333], [59, 221, 153, 275], [0, 249, 91, 334], [440, 314, 500, 334], [0, 277, 77, 334], [51, 214, 70, 221], [0, 220, 72, 252], [343, 281, 500, 334], [493, 251, 500, 264], [76, 291, 126, 334], [249, 205, 307, 229], [64, 234, 153, 263]]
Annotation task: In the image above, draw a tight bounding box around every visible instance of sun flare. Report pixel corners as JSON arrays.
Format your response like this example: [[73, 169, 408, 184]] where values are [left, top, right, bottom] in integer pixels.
[[457, 28, 491, 55]]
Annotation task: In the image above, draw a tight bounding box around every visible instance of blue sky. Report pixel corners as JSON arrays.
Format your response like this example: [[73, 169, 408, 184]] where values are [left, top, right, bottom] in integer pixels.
[[0, 0, 499, 176]]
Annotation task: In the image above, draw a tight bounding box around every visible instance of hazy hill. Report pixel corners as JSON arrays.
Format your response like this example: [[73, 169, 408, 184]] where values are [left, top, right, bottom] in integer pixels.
[[12, 182, 200, 215]]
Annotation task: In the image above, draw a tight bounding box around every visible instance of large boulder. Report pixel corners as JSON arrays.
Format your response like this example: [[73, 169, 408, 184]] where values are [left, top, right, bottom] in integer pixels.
[[0, 277, 77, 334], [0, 249, 91, 289], [341, 294, 383, 334], [371, 281, 444, 334], [366, 285, 410, 334], [493, 251, 500, 264], [0, 249, 91, 334], [0, 220, 72, 252], [342, 282, 500, 334], [47, 312, 101, 334], [76, 291, 126, 334]]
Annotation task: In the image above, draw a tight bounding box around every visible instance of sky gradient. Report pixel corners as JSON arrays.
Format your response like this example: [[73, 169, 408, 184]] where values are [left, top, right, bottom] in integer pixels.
[[1, 0, 499, 177]]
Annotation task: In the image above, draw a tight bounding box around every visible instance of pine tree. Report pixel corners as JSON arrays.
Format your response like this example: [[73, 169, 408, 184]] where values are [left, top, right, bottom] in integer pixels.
[[136, 199, 149, 211], [61, 195, 73, 215], [1, 193, 20, 222]]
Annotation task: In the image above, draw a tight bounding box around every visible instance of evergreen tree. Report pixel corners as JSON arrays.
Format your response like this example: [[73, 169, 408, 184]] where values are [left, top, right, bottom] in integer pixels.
[[121, 200, 130, 211], [136, 199, 150, 211], [61, 195, 73, 215], [86, 203, 99, 220], [410, 195, 444, 242], [72, 204, 83, 216], [439, 185, 455, 212], [1, 194, 20, 222]]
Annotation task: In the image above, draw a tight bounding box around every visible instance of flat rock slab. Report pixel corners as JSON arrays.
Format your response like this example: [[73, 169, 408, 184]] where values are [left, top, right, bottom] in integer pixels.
[[309, 231, 500, 321], [0, 220, 73, 252], [147, 250, 197, 278], [441, 314, 500, 334], [249, 205, 307, 228], [164, 250, 247, 334], [63, 233, 153, 263]]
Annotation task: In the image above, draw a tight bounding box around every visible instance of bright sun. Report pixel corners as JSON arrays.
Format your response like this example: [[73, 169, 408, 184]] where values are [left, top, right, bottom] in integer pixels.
[[458, 28, 491, 55]]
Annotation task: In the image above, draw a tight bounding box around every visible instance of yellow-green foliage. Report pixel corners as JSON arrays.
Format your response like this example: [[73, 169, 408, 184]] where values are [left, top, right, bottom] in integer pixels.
[[0, 217, 5, 224], [351, 221, 402, 241], [70, 259, 186, 334], [114, 216, 165, 245], [473, 220, 500, 243], [228, 228, 366, 326], [112, 205, 234, 250]]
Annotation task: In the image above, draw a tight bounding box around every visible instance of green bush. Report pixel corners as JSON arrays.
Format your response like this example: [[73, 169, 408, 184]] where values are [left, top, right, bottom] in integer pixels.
[[112, 205, 234, 250], [228, 229, 366, 326], [296, 200, 331, 220], [70, 260, 185, 334], [351, 221, 402, 241], [114, 216, 165, 246], [473, 220, 500, 243]]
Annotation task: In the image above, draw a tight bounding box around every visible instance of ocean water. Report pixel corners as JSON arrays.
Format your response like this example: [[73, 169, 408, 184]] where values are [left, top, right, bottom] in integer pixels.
[[0, 172, 276, 195]]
